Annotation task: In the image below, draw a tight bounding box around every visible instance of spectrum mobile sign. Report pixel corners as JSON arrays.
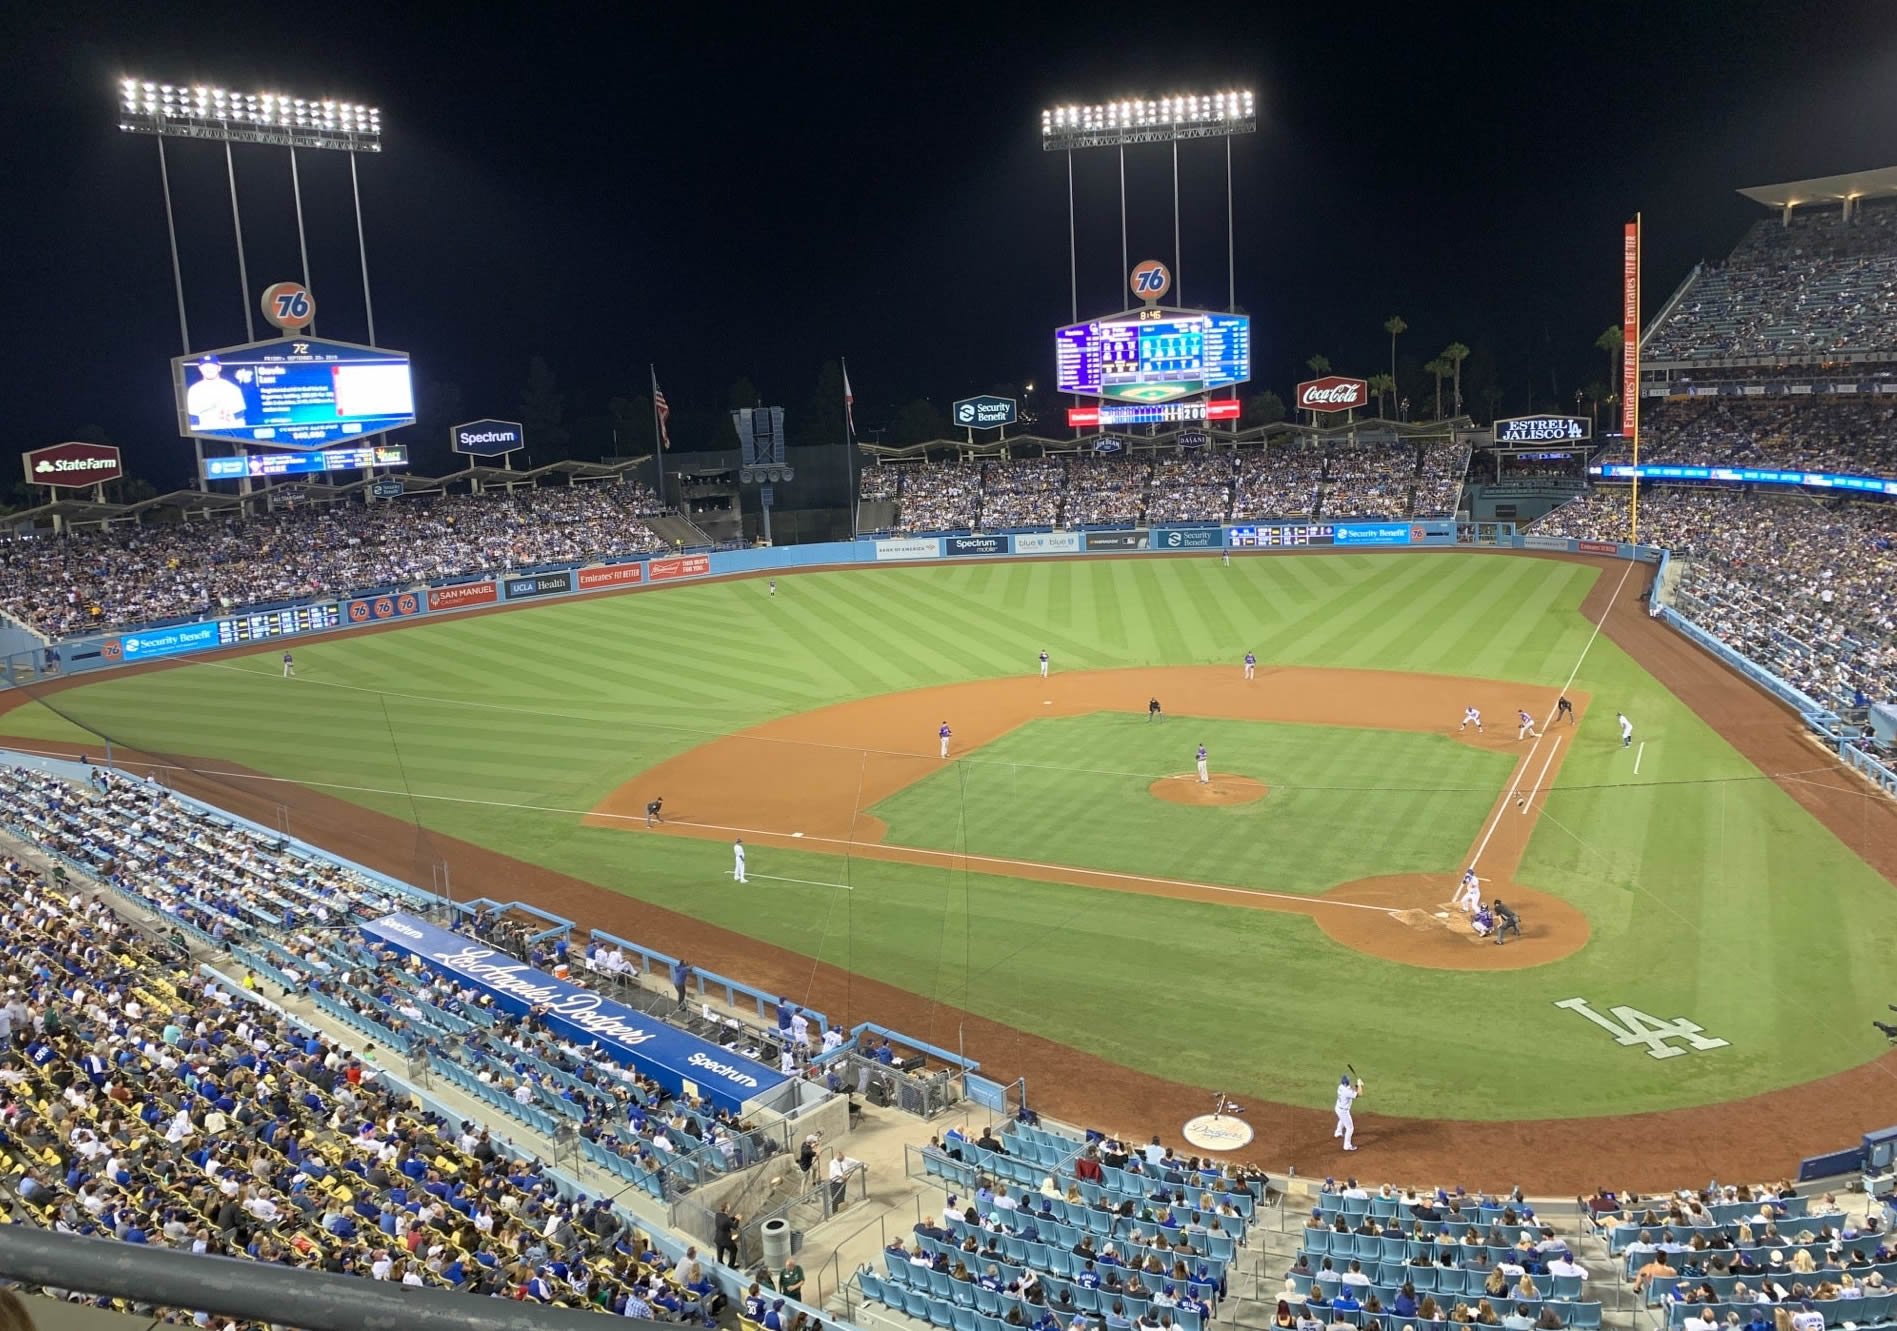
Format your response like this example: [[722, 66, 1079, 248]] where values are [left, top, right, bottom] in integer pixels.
[[450, 418, 525, 456], [24, 442, 124, 488]]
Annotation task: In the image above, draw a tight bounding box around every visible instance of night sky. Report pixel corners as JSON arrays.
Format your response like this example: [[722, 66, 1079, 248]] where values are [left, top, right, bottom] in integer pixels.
[[5, 3, 1897, 487]]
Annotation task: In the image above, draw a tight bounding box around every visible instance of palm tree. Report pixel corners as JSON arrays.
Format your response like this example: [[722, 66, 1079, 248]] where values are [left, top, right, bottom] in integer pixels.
[[1595, 326, 1623, 394], [1441, 343, 1470, 417], [1306, 354, 1332, 377], [1383, 315, 1407, 386], [1424, 358, 1449, 419], [1367, 373, 1396, 419]]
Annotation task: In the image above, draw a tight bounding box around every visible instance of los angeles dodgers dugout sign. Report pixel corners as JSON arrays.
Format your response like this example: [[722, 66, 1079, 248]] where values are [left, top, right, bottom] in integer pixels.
[[360, 913, 789, 1112]]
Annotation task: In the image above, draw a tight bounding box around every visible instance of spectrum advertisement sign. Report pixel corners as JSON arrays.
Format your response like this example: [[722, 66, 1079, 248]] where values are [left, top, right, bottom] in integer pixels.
[[945, 535, 1007, 557]]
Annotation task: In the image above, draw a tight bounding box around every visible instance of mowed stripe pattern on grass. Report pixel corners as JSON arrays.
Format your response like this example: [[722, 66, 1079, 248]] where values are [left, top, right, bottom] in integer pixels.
[[9, 553, 1897, 1121]]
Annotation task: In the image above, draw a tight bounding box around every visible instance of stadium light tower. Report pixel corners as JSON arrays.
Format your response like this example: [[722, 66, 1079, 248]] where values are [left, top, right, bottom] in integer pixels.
[[118, 78, 385, 350], [1040, 91, 1256, 316]]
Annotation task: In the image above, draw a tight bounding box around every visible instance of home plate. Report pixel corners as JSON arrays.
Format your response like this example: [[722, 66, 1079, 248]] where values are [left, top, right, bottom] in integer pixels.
[[1432, 910, 1449, 919], [1044, 700, 1052, 705]]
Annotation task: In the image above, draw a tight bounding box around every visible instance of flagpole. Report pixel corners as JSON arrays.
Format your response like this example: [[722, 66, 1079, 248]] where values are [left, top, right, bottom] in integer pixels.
[[843, 357, 859, 541], [650, 364, 666, 512]]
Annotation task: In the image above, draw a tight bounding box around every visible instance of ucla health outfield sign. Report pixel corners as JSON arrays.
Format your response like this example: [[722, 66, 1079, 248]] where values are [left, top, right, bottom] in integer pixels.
[[360, 913, 788, 1112]]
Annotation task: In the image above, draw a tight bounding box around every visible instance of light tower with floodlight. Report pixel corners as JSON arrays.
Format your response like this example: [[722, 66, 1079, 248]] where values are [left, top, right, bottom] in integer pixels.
[[1039, 91, 1255, 319]]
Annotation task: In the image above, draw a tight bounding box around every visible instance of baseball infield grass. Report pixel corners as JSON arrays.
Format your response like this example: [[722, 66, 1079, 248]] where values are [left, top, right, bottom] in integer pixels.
[[7, 552, 1897, 1119], [871, 715, 1516, 893]]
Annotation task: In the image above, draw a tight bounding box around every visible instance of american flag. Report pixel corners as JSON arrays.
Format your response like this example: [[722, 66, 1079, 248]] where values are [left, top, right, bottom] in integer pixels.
[[651, 367, 672, 450], [841, 359, 856, 439]]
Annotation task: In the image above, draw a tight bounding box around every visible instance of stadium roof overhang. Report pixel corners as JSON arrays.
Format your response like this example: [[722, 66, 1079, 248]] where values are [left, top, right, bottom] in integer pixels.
[[1737, 166, 1897, 211]]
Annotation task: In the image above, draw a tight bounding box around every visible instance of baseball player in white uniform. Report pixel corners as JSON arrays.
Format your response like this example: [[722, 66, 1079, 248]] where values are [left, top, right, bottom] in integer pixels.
[[1243, 651, 1256, 681], [1460, 706, 1482, 733], [1454, 868, 1481, 914], [1196, 744, 1210, 784], [1517, 708, 1538, 741], [732, 839, 747, 883], [1334, 1075, 1363, 1150], [1039, 649, 1049, 679], [185, 355, 247, 429], [1618, 712, 1634, 748]]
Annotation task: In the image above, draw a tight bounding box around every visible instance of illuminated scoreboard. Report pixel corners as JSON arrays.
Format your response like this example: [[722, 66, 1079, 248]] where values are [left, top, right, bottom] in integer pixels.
[[1228, 524, 1337, 548], [1056, 308, 1251, 403], [215, 604, 341, 645]]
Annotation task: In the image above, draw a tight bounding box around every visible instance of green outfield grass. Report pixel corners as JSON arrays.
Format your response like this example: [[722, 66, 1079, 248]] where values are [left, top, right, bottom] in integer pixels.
[[871, 715, 1515, 892], [6, 551, 1897, 1119]]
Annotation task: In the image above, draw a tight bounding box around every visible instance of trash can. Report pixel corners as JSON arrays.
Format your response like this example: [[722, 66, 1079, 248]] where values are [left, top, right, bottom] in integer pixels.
[[761, 1217, 792, 1268]]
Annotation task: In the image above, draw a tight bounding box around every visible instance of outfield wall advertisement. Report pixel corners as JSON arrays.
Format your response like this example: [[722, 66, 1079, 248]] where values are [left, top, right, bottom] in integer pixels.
[[46, 524, 1677, 682]]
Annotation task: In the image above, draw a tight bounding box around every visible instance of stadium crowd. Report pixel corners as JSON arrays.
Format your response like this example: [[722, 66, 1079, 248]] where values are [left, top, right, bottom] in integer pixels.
[[0, 850, 762, 1325], [1598, 399, 1897, 476], [863, 439, 1467, 534], [0, 481, 667, 639], [1643, 201, 1897, 361], [1532, 487, 1897, 706]]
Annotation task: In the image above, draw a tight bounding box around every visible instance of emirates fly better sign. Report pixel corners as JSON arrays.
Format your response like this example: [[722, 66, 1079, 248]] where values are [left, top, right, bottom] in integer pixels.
[[23, 441, 124, 488], [1295, 376, 1368, 412]]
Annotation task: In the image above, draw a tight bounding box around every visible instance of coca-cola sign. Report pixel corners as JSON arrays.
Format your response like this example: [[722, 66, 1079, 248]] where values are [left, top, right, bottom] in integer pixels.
[[22, 441, 124, 488], [1296, 377, 1369, 413]]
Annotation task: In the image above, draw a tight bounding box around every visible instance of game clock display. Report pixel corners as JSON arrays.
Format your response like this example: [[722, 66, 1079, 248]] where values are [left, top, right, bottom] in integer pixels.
[[216, 604, 341, 645], [1056, 309, 1251, 403]]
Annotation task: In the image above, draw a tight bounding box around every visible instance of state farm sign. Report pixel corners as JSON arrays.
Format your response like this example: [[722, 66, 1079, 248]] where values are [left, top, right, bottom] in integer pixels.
[[23, 442, 124, 488], [1295, 377, 1369, 413]]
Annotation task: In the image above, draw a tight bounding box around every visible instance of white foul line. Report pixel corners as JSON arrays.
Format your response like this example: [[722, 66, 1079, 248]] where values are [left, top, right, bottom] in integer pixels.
[[1633, 741, 1645, 776], [745, 872, 853, 891], [1468, 556, 1639, 871], [1519, 737, 1562, 814]]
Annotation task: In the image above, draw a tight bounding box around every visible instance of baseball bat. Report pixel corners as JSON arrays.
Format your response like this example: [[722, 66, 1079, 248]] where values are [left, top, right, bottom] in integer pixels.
[[1347, 1063, 1358, 1078]]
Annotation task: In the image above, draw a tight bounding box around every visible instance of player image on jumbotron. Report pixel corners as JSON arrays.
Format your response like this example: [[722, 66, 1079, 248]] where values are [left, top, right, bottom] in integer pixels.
[[186, 354, 247, 430]]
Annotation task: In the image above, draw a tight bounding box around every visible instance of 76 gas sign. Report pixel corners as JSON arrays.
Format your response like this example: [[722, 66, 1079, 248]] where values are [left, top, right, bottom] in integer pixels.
[[261, 281, 316, 332]]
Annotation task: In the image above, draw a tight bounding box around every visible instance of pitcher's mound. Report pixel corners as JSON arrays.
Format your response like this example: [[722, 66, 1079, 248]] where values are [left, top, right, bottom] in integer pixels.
[[1150, 773, 1269, 806]]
